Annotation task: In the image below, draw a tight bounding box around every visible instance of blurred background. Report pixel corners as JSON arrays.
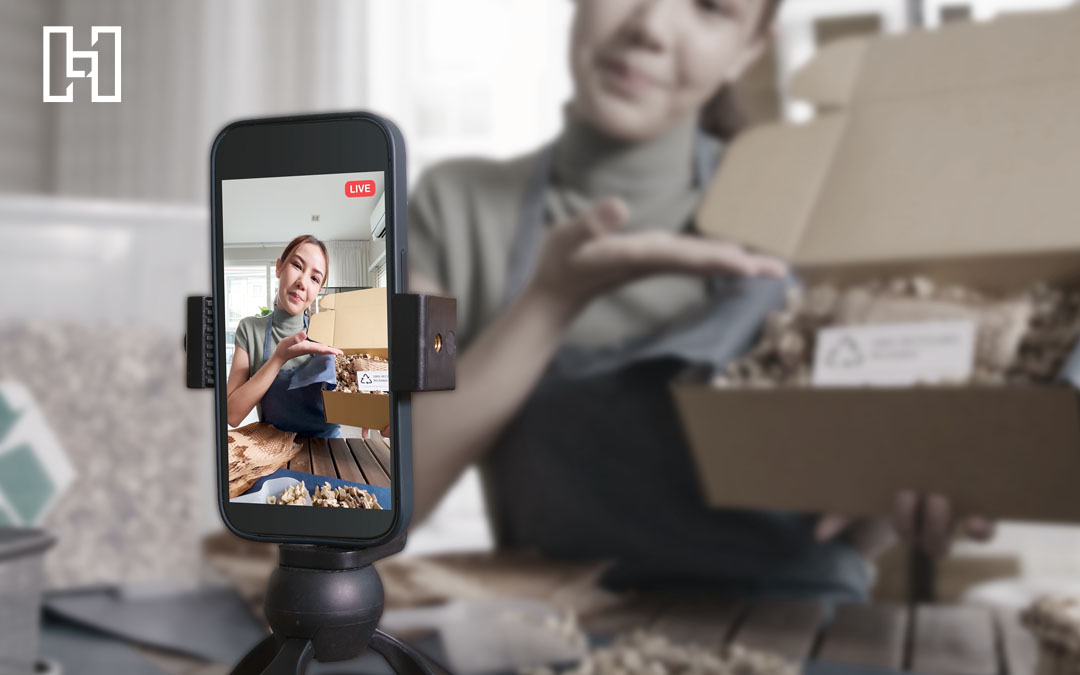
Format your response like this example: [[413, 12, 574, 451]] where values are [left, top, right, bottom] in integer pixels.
[[2, 0, 1080, 606]]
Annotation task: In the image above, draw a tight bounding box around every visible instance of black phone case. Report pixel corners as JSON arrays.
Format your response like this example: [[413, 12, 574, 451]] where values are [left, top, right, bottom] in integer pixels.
[[209, 111, 413, 548]]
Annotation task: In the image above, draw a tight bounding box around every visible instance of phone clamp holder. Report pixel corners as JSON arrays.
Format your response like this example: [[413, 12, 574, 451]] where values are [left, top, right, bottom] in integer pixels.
[[186, 293, 455, 391], [186, 293, 456, 673]]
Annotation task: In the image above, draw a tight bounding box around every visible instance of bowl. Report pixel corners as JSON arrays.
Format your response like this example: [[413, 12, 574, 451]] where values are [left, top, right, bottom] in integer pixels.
[[230, 477, 310, 506]]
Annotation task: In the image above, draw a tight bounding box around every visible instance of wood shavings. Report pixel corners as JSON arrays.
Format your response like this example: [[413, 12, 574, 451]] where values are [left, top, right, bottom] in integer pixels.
[[521, 629, 799, 675], [1022, 594, 1080, 675], [275, 482, 310, 505], [335, 353, 390, 394], [311, 482, 382, 509], [1024, 595, 1080, 651], [266, 481, 381, 509], [712, 277, 1080, 388], [537, 610, 589, 652]]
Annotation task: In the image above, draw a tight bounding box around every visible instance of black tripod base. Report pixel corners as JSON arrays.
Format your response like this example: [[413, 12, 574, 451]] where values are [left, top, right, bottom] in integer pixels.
[[229, 538, 449, 675], [231, 631, 440, 675]]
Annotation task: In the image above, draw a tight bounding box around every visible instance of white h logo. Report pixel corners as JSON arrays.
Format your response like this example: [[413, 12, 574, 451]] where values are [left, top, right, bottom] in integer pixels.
[[43, 26, 122, 103]]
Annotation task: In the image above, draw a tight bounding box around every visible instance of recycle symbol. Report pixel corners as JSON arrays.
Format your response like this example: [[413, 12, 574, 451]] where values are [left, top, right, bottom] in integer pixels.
[[825, 336, 863, 368], [359, 373, 373, 385]]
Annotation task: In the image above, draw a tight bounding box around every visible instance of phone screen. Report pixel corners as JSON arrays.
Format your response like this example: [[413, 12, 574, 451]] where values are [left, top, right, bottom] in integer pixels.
[[222, 169, 392, 515]]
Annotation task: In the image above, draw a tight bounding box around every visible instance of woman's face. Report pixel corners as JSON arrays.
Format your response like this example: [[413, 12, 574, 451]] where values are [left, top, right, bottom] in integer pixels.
[[569, 0, 769, 141], [275, 242, 326, 315]]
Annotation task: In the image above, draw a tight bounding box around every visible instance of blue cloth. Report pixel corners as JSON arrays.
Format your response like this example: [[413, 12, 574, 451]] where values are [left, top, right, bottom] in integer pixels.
[[246, 468, 391, 509], [288, 353, 338, 390], [259, 312, 341, 438], [1058, 339, 1080, 390]]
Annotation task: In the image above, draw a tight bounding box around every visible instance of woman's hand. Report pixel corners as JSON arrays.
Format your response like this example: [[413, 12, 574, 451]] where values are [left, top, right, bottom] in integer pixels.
[[526, 197, 789, 316], [888, 491, 995, 557], [271, 331, 344, 366], [815, 491, 996, 559]]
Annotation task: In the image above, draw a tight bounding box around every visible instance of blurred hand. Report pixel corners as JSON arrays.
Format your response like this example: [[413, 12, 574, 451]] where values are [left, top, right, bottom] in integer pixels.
[[272, 331, 343, 365], [526, 197, 788, 315], [816, 491, 996, 558], [888, 490, 995, 557], [814, 513, 896, 559]]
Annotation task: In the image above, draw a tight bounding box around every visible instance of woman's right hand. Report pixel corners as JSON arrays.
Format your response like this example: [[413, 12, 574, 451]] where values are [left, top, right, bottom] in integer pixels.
[[272, 331, 344, 366], [526, 197, 789, 316]]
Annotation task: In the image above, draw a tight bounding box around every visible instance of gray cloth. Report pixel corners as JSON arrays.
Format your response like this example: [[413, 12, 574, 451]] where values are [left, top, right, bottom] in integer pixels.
[[552, 276, 791, 378], [39, 617, 167, 675], [43, 584, 267, 664]]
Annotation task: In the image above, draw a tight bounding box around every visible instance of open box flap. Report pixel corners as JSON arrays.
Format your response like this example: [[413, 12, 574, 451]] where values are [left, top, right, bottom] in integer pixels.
[[792, 7, 1080, 108], [698, 6, 1080, 287], [787, 38, 867, 109], [306, 288, 387, 349], [307, 311, 335, 345]]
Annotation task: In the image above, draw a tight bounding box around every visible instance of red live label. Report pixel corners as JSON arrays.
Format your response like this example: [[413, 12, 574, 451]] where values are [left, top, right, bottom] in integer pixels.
[[345, 180, 376, 198]]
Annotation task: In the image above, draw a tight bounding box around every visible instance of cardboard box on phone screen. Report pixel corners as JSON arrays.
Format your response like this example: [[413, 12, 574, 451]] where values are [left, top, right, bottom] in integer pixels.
[[672, 6, 1080, 523], [307, 288, 390, 430]]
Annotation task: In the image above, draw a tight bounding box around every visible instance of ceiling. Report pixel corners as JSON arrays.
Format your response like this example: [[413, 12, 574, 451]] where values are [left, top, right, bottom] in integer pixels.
[[221, 171, 384, 244]]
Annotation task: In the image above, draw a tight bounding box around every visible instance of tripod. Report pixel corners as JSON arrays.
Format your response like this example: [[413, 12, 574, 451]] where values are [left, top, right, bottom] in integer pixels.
[[230, 537, 450, 675]]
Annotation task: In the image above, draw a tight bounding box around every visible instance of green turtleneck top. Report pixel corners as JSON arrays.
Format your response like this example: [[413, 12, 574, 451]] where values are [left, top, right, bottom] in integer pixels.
[[408, 110, 713, 351], [234, 305, 312, 377]]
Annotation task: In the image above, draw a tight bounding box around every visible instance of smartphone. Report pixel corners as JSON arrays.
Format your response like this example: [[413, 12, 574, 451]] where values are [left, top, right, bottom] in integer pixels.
[[210, 112, 411, 546]]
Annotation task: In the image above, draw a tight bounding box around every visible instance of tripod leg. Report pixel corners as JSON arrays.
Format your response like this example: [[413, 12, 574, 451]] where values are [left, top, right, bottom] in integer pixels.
[[230, 636, 315, 675], [230, 636, 278, 675], [369, 629, 450, 675]]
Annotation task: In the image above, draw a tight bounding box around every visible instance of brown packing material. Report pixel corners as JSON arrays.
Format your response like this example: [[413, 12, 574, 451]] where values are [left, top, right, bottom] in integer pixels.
[[307, 288, 390, 430], [673, 7, 1080, 522]]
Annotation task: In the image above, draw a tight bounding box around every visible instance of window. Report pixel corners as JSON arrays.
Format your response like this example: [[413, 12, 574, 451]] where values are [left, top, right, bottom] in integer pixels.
[[224, 265, 270, 371]]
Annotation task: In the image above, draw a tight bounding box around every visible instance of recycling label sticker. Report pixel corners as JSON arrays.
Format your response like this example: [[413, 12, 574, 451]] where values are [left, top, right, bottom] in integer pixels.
[[812, 320, 976, 386], [355, 370, 390, 392]]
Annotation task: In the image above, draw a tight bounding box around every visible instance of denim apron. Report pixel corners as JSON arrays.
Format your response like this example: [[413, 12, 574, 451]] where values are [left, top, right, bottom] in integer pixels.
[[259, 311, 341, 439], [481, 134, 870, 598]]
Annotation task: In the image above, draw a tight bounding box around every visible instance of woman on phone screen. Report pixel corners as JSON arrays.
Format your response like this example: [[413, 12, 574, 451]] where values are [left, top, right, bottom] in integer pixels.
[[226, 235, 345, 438]]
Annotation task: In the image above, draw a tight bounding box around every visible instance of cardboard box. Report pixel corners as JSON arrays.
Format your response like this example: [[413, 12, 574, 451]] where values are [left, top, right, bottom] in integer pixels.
[[672, 7, 1080, 523], [307, 288, 390, 430]]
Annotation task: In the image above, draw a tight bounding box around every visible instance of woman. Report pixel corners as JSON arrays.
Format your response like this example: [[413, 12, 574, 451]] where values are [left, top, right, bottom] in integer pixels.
[[407, 0, 991, 597], [227, 235, 344, 438]]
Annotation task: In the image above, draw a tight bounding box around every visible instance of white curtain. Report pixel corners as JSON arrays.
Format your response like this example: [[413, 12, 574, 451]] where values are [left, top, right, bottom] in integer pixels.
[[40, 0, 369, 204], [326, 240, 370, 288]]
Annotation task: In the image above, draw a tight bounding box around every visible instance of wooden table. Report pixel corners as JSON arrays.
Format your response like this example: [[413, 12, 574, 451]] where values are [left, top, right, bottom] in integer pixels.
[[369, 551, 1041, 675], [289, 436, 392, 489], [580, 594, 1037, 675], [185, 547, 1043, 675]]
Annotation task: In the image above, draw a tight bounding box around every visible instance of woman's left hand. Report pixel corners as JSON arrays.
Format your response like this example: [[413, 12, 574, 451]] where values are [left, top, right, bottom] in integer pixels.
[[815, 491, 996, 558]]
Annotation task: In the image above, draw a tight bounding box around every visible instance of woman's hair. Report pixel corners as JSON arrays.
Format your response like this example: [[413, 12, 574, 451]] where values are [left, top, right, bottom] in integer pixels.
[[699, 0, 784, 141], [278, 234, 330, 298]]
